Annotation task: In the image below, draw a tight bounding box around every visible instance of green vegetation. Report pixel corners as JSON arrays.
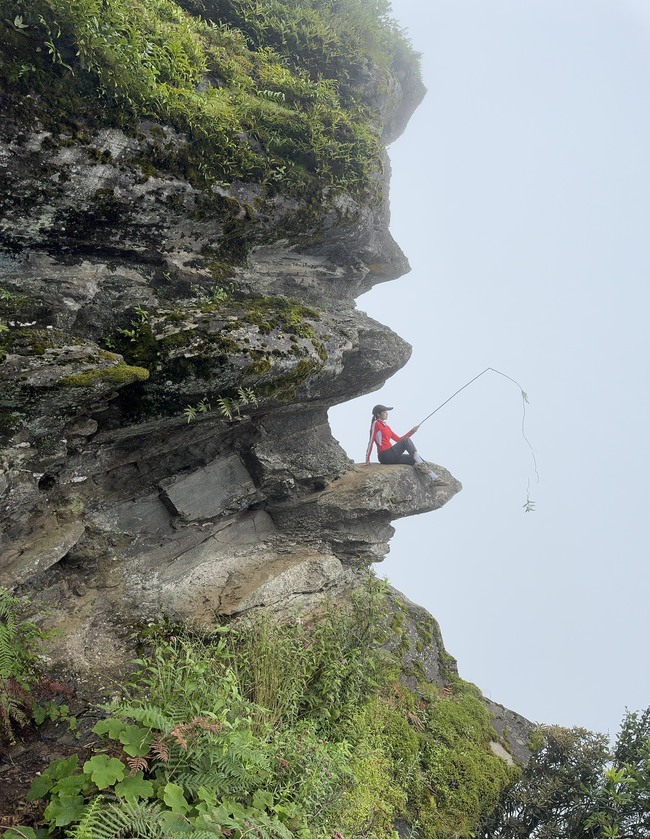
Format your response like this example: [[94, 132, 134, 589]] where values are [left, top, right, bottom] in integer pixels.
[[0, 326, 75, 358], [8, 579, 518, 838], [98, 295, 327, 419], [0, 0, 419, 199], [59, 364, 150, 387], [0, 588, 78, 746], [0, 287, 22, 335], [0, 588, 47, 743], [0, 409, 21, 435], [4, 580, 650, 838], [183, 387, 257, 422], [477, 712, 650, 838]]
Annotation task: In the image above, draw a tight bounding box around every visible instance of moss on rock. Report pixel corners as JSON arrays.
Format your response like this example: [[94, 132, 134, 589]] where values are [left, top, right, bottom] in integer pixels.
[[0, 0, 420, 199], [59, 364, 150, 387]]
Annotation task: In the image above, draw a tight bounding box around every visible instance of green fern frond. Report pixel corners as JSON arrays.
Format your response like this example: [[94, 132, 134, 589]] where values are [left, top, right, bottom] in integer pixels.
[[0, 590, 17, 619], [0, 645, 20, 679], [183, 404, 198, 423], [69, 795, 106, 839], [217, 396, 236, 420], [108, 702, 175, 734], [155, 727, 269, 795], [171, 832, 220, 839], [68, 799, 166, 839], [0, 588, 44, 742], [235, 386, 259, 408], [172, 768, 229, 795]]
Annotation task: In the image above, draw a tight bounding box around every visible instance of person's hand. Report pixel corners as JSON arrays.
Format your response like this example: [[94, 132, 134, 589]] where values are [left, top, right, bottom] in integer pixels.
[[409, 425, 419, 434]]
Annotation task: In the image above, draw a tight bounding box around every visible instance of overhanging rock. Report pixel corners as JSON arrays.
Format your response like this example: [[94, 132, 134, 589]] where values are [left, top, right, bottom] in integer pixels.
[[267, 463, 462, 561]]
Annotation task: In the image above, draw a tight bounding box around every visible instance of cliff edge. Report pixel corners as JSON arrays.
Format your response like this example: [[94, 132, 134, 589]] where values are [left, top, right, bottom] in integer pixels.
[[0, 0, 456, 684], [0, 2, 538, 834]]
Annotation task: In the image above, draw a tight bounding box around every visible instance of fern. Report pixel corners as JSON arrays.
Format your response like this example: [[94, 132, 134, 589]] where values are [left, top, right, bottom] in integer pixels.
[[0, 588, 45, 742], [161, 731, 269, 796], [126, 755, 149, 774], [69, 795, 106, 839], [0, 601, 20, 678], [150, 734, 170, 763], [169, 716, 223, 748], [183, 397, 211, 423], [236, 386, 258, 406], [68, 799, 166, 839], [217, 396, 237, 420], [108, 701, 176, 733], [174, 833, 221, 839], [32, 589, 392, 836], [184, 389, 257, 424], [183, 403, 198, 423]]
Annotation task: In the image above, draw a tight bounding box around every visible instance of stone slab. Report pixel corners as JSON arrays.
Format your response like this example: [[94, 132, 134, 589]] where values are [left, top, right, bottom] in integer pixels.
[[89, 493, 173, 537], [0, 520, 85, 588], [159, 455, 258, 521]]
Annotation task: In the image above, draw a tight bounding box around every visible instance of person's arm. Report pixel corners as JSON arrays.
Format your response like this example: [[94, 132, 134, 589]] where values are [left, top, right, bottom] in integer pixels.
[[389, 424, 419, 443], [365, 420, 377, 463]]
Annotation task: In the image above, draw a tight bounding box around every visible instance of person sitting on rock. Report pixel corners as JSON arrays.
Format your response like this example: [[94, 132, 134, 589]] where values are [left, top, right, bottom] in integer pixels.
[[365, 404, 441, 482]]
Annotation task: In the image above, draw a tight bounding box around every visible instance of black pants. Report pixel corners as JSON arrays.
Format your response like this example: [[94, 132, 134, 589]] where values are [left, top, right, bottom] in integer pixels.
[[378, 438, 416, 465]]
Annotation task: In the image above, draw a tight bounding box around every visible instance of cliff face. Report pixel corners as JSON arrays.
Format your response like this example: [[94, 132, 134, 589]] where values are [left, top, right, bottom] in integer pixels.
[[0, 0, 475, 696], [0, 6, 542, 834], [0, 142, 462, 685]]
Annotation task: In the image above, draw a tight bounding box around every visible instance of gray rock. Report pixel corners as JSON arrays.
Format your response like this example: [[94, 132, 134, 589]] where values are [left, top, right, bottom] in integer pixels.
[[0, 520, 85, 588], [267, 464, 461, 561], [159, 455, 261, 522], [0, 35, 525, 740], [485, 699, 535, 766]]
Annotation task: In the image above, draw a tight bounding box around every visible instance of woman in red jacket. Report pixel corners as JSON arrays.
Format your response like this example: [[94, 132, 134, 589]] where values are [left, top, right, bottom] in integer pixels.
[[365, 404, 440, 480]]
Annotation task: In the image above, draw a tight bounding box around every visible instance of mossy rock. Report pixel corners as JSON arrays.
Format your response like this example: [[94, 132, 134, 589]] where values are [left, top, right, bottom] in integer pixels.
[[59, 364, 150, 387]]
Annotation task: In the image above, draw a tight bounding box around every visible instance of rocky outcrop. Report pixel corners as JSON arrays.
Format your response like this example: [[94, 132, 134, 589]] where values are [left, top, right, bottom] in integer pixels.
[[0, 3, 467, 701], [4, 394, 460, 688]]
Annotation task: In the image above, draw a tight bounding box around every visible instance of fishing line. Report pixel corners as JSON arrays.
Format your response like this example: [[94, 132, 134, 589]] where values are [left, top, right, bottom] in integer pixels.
[[417, 367, 539, 511]]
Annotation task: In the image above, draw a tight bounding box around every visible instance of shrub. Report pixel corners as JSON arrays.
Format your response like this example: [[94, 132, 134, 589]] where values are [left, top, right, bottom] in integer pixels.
[[18, 578, 517, 839], [0, 0, 420, 198]]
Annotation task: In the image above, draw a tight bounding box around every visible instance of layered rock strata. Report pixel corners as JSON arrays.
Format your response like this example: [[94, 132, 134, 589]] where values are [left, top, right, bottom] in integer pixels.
[[0, 67, 471, 694]]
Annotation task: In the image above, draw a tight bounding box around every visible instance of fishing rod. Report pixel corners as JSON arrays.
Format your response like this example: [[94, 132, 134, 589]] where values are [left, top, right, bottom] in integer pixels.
[[417, 367, 522, 425], [416, 367, 539, 511]]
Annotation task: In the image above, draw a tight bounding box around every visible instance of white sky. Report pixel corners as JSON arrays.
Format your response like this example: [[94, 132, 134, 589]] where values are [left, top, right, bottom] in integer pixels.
[[329, 0, 650, 737]]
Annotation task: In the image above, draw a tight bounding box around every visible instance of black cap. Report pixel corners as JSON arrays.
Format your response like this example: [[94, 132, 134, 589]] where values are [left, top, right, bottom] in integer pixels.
[[372, 404, 393, 415]]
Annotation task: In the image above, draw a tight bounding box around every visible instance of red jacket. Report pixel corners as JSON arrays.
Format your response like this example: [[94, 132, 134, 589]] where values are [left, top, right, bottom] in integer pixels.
[[365, 420, 414, 462]]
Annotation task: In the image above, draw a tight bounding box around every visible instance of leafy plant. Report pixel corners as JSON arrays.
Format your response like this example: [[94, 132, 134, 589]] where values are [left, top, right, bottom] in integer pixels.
[[184, 387, 257, 422], [0, 287, 18, 333], [0, 587, 46, 743], [18, 577, 520, 839], [474, 714, 650, 839], [116, 306, 151, 342], [26, 635, 317, 838], [32, 699, 78, 732], [0, 0, 419, 197], [183, 396, 211, 423], [222, 582, 391, 733]]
